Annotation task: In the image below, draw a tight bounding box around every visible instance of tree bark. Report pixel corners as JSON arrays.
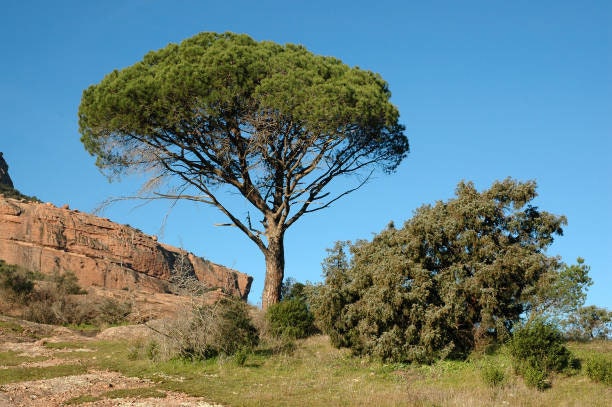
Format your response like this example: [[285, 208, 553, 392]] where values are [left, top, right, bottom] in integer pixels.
[[261, 230, 285, 310]]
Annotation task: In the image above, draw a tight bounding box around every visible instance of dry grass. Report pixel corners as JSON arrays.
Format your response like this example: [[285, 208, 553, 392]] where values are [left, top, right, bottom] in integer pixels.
[[1, 324, 610, 406], [96, 335, 611, 406]]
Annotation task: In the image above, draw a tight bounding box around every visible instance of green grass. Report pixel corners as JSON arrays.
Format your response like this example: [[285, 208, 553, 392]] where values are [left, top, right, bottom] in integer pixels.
[[84, 336, 612, 406], [0, 350, 46, 366], [0, 320, 24, 333], [0, 364, 88, 385], [63, 395, 100, 405], [1, 333, 610, 406], [105, 387, 166, 399]]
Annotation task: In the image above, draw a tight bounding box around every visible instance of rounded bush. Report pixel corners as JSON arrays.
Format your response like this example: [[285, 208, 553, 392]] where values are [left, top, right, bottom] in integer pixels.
[[266, 298, 315, 339], [585, 356, 612, 385], [480, 361, 506, 387], [509, 319, 571, 389]]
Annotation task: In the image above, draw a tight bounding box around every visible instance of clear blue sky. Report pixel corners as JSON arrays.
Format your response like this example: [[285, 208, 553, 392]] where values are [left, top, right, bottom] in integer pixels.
[[1, 0, 610, 308]]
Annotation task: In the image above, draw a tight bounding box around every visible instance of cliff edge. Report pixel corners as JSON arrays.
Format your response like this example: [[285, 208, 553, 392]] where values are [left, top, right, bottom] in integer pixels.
[[0, 195, 252, 300]]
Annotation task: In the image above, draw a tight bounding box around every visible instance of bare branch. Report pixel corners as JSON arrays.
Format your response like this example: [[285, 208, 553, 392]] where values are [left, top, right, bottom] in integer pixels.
[[285, 170, 374, 228]]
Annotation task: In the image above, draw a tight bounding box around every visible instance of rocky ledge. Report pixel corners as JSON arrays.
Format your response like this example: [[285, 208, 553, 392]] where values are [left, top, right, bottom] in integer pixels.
[[0, 195, 252, 300]]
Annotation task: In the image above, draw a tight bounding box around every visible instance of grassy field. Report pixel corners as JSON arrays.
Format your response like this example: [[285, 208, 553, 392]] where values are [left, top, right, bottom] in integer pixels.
[[1, 330, 610, 406]]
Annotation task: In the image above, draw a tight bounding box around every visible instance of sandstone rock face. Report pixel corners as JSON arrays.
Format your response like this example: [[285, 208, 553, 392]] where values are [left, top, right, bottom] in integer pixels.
[[0, 195, 252, 300], [0, 153, 14, 188]]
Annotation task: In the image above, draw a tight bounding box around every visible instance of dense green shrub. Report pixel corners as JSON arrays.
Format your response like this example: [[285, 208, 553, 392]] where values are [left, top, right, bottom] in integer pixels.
[[314, 180, 570, 363], [509, 319, 571, 389], [584, 356, 612, 385], [266, 298, 315, 339]]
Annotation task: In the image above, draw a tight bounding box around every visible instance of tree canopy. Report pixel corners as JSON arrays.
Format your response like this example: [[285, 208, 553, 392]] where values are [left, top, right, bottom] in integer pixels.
[[312, 179, 571, 362], [78, 32, 408, 308], [563, 305, 611, 340]]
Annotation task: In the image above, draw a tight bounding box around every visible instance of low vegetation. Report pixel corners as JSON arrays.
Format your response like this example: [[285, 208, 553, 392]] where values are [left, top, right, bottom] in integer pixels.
[[0, 322, 610, 406], [140, 296, 259, 362], [64, 388, 167, 405], [0, 260, 132, 328], [0, 183, 40, 202], [584, 354, 612, 386], [508, 319, 574, 390]]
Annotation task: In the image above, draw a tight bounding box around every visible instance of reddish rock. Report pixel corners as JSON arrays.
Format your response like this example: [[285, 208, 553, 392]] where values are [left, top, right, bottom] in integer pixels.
[[0, 195, 252, 300]]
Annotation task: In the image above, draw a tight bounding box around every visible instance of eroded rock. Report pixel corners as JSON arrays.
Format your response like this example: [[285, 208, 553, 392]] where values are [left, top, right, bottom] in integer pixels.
[[0, 195, 252, 300]]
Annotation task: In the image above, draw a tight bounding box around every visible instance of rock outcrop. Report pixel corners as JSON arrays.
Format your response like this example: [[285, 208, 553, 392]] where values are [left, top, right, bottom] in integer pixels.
[[0, 195, 252, 300], [0, 153, 14, 188]]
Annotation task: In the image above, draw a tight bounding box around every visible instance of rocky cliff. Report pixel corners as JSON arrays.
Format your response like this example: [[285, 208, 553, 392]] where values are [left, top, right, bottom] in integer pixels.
[[0, 195, 252, 300], [0, 153, 14, 189]]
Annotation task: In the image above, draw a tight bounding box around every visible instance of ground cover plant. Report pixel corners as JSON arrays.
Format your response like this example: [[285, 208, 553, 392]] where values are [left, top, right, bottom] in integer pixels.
[[0, 322, 610, 406]]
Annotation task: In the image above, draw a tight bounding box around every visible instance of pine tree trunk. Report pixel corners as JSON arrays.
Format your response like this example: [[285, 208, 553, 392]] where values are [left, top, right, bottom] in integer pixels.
[[261, 231, 285, 310]]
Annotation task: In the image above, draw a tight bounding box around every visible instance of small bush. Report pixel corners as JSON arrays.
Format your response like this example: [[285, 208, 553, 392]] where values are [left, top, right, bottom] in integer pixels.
[[0, 261, 36, 303], [523, 365, 550, 390], [480, 361, 506, 387], [1, 271, 34, 301], [509, 319, 571, 389], [0, 261, 131, 327], [157, 297, 259, 361], [584, 356, 612, 385], [266, 298, 315, 339], [146, 340, 161, 361], [51, 270, 86, 295], [233, 348, 249, 366], [96, 298, 132, 325]]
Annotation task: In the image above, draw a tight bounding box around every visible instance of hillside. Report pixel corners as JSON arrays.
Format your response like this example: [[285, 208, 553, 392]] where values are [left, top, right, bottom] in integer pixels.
[[0, 152, 252, 306]]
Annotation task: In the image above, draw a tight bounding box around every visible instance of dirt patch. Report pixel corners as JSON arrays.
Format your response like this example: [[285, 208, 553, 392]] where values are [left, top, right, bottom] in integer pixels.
[[0, 316, 80, 344], [0, 370, 221, 406], [95, 323, 159, 341], [0, 317, 223, 407]]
